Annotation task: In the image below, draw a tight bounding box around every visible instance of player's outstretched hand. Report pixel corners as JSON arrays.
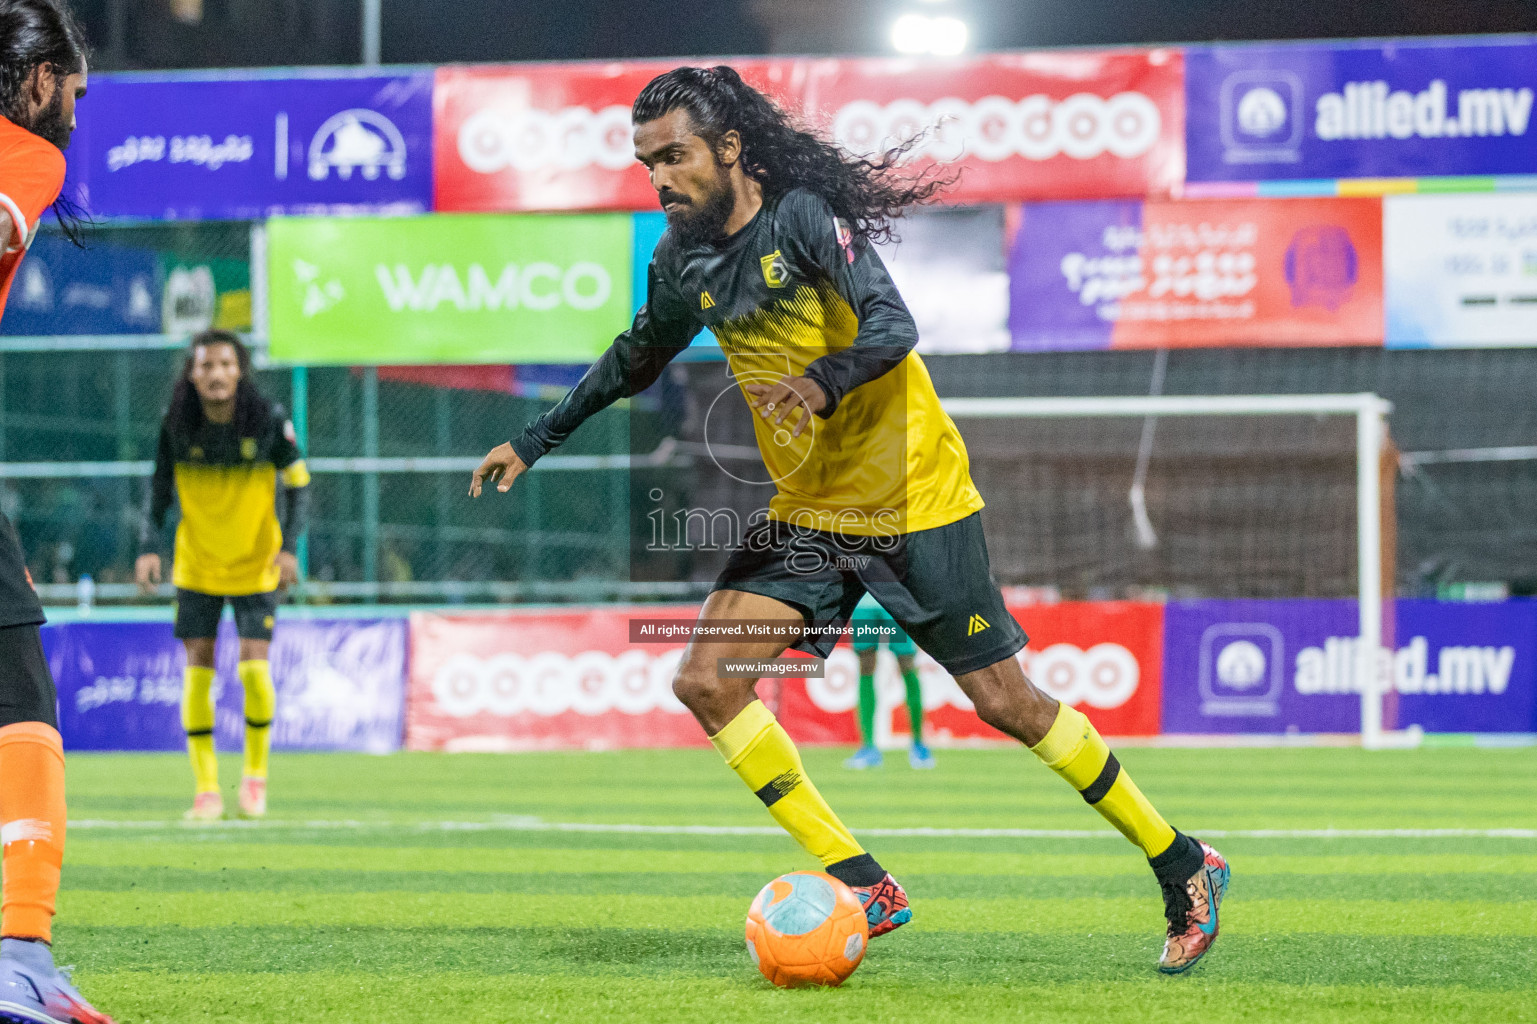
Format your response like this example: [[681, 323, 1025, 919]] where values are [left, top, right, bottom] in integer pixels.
[[745, 375, 828, 438], [470, 442, 528, 497], [134, 552, 162, 596], [275, 550, 299, 589]]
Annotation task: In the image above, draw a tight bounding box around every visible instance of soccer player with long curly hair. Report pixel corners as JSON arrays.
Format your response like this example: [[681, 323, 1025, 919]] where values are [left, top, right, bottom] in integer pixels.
[[136, 331, 310, 824], [472, 65, 1229, 972]]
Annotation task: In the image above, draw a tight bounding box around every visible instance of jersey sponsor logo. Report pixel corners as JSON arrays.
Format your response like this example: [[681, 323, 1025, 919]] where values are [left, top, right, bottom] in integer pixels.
[[967, 613, 990, 636], [700, 290, 716, 309], [307, 108, 408, 182], [760, 250, 790, 288], [428, 648, 689, 718], [833, 92, 1163, 165]]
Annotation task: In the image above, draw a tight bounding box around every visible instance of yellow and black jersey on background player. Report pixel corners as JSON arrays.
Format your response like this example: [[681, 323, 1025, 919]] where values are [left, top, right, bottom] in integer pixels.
[[141, 402, 311, 595], [509, 187, 983, 536]]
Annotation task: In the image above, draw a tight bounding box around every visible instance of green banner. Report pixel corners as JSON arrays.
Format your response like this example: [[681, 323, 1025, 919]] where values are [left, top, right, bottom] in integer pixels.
[[267, 213, 633, 364]]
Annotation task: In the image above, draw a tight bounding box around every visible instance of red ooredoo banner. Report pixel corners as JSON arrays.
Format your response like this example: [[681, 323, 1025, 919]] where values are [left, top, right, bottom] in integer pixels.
[[433, 51, 1184, 213], [405, 601, 1163, 752]]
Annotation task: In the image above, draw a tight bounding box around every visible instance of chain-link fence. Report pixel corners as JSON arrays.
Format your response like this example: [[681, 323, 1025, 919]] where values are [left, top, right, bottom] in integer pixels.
[[9, 226, 1537, 605]]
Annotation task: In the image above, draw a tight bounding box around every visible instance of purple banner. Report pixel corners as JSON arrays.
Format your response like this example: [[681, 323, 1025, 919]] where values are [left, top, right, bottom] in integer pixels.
[[1008, 199, 1141, 351], [1162, 598, 1537, 734], [48, 616, 406, 753], [1186, 39, 1537, 183], [72, 72, 434, 220]]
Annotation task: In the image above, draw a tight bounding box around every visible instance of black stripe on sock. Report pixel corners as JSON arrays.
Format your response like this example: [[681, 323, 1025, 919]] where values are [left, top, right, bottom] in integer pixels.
[[245, 718, 273, 729], [1149, 831, 1204, 882], [826, 853, 887, 888], [753, 769, 802, 808], [185, 729, 213, 738], [1080, 752, 1121, 805]]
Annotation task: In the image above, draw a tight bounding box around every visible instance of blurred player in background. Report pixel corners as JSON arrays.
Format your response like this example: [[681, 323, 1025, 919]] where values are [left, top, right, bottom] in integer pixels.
[[0, 2, 116, 1020], [136, 331, 310, 823], [473, 65, 1229, 971], [844, 592, 934, 770]]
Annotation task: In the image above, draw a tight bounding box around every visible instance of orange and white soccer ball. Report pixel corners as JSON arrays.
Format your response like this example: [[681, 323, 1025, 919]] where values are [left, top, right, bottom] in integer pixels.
[[744, 871, 870, 988]]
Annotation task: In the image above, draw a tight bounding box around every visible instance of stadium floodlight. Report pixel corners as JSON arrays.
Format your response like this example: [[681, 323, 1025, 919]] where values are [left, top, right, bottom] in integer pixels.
[[941, 393, 1420, 752], [890, 12, 970, 56]]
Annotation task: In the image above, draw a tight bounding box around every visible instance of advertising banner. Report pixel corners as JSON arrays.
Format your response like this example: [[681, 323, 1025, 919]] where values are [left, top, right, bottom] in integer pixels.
[[1384, 192, 1537, 347], [73, 71, 434, 220], [782, 600, 1164, 744], [1186, 38, 1537, 183], [266, 212, 632, 364], [406, 600, 1162, 751], [1009, 196, 1384, 349], [0, 234, 161, 335], [406, 606, 705, 751], [434, 50, 1184, 213], [1161, 598, 1537, 734], [803, 50, 1185, 206], [47, 616, 406, 753]]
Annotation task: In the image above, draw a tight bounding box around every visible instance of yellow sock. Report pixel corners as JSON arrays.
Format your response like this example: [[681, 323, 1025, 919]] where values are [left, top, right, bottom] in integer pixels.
[[238, 660, 275, 780], [182, 665, 219, 794], [1031, 703, 1177, 858], [711, 700, 866, 871]]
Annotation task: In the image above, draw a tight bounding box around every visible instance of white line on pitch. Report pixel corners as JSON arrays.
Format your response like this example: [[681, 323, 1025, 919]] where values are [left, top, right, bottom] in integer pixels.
[[66, 819, 1537, 840]]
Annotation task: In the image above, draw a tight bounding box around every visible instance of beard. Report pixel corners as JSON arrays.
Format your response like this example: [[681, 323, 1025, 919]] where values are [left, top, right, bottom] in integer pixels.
[[661, 164, 736, 247], [16, 87, 71, 150]]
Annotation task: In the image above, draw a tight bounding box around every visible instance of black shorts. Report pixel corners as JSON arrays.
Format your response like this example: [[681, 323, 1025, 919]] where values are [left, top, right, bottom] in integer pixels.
[[174, 588, 280, 641], [713, 511, 1028, 677], [0, 623, 57, 729]]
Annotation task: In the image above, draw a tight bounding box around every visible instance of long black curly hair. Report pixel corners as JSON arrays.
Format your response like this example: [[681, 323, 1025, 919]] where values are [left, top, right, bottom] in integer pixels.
[[165, 329, 271, 441], [632, 65, 950, 244], [0, 0, 90, 245]]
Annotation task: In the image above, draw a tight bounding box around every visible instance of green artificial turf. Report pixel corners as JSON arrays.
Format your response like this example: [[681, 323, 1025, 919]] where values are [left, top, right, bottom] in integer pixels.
[[52, 745, 1537, 1023]]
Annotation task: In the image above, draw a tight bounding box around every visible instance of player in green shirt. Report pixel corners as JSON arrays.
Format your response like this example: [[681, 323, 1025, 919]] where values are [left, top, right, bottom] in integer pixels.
[[846, 592, 934, 770]]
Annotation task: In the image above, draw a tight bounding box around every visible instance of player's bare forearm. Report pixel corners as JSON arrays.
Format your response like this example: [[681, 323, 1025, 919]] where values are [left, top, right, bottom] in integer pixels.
[[745, 376, 828, 438], [469, 442, 528, 497]]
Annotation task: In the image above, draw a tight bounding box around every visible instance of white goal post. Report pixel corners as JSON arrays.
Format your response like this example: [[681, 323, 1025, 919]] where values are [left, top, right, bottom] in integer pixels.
[[939, 392, 1418, 750]]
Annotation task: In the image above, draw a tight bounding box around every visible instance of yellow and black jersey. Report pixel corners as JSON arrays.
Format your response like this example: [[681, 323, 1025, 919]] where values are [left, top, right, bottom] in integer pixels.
[[510, 188, 983, 536], [141, 403, 310, 595]]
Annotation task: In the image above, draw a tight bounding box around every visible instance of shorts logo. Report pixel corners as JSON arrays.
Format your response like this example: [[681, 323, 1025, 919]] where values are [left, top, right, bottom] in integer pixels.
[[263, 615, 275, 630], [241, 438, 258, 460], [760, 250, 789, 288], [967, 614, 991, 636], [700, 290, 715, 310]]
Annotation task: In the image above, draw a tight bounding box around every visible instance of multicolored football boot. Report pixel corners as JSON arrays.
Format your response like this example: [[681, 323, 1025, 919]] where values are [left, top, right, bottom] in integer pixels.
[[0, 938, 115, 1024], [849, 873, 911, 937], [1158, 840, 1229, 974], [238, 776, 267, 819], [184, 791, 223, 822], [843, 746, 883, 770]]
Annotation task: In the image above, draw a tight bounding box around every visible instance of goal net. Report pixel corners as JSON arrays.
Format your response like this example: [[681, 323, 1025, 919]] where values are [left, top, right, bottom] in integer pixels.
[[942, 394, 1413, 749]]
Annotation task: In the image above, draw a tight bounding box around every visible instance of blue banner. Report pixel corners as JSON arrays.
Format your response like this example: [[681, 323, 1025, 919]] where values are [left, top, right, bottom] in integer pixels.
[[1186, 37, 1537, 182], [72, 71, 434, 221], [1162, 598, 1537, 734], [47, 616, 406, 753], [0, 234, 161, 335]]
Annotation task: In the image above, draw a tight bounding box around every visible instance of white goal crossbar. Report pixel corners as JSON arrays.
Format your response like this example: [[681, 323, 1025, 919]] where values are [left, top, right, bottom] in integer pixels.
[[940, 393, 1415, 750]]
